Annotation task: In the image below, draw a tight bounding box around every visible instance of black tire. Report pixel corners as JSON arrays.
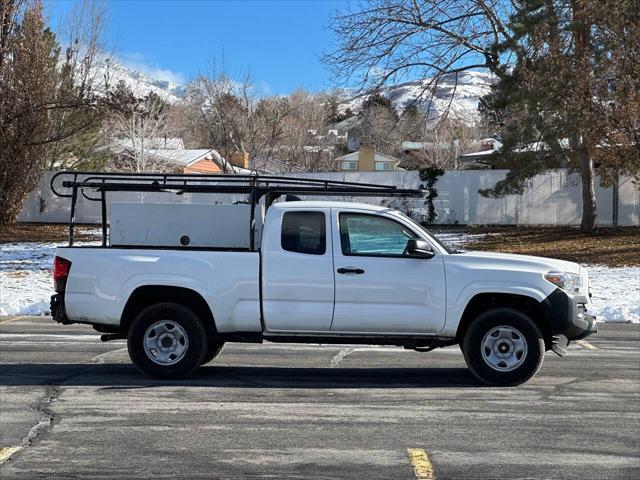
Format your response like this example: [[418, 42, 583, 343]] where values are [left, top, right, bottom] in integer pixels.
[[201, 341, 224, 365], [127, 302, 208, 379], [461, 307, 545, 386]]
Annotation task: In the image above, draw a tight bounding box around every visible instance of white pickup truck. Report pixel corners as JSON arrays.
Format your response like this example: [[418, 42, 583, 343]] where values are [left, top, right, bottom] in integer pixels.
[[50, 173, 596, 386]]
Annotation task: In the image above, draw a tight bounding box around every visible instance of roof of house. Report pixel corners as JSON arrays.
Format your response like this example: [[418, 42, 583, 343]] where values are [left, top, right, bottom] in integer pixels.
[[402, 141, 450, 151], [459, 149, 497, 158], [458, 138, 568, 160], [514, 138, 570, 153], [106, 137, 185, 152], [329, 115, 360, 132], [145, 149, 215, 166], [336, 151, 400, 164]]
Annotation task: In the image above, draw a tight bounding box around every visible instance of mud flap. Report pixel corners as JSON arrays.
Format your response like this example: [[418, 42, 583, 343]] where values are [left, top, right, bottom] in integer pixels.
[[551, 334, 569, 357]]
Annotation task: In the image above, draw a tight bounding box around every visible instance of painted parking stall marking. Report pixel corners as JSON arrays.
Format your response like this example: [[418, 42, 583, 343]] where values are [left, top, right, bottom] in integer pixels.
[[406, 448, 435, 479], [0, 447, 21, 464], [577, 339, 598, 350]]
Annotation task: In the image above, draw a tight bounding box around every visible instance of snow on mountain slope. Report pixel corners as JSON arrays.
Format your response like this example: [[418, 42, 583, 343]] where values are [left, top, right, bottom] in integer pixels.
[[86, 61, 493, 123], [90, 59, 185, 103], [342, 70, 495, 126]]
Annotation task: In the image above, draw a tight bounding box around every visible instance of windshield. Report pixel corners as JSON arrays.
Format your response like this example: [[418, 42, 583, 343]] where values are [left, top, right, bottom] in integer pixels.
[[396, 213, 456, 254]]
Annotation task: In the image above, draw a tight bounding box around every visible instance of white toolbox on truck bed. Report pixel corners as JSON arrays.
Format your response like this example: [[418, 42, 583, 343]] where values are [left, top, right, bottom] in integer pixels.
[[109, 202, 263, 248]]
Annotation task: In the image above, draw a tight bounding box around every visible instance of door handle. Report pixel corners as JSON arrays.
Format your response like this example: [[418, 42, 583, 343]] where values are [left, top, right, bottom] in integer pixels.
[[337, 267, 365, 274]]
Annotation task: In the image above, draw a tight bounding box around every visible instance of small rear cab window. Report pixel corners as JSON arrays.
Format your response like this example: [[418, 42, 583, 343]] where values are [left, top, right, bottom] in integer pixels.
[[281, 211, 326, 255]]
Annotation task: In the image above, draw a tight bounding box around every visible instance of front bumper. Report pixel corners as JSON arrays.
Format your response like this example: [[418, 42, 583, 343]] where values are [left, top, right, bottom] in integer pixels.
[[542, 288, 597, 356]]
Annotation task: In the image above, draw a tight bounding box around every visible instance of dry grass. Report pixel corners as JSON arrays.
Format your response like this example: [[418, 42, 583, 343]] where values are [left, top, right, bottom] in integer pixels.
[[464, 226, 640, 267], [0, 223, 99, 244]]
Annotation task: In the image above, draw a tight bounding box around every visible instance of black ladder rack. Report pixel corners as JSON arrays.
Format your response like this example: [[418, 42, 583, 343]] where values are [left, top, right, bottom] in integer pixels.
[[50, 171, 425, 249]]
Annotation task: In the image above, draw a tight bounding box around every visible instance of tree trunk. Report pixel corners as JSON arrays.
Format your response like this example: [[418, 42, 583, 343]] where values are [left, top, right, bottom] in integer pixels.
[[579, 147, 597, 232], [572, 0, 597, 233]]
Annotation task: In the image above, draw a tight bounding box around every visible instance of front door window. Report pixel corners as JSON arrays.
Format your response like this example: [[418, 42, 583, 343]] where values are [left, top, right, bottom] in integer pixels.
[[339, 213, 417, 257]]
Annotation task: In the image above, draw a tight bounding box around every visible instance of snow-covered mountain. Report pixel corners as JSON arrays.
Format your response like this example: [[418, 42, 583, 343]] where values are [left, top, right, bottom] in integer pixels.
[[91, 59, 185, 103], [87, 60, 493, 125], [341, 70, 495, 126]]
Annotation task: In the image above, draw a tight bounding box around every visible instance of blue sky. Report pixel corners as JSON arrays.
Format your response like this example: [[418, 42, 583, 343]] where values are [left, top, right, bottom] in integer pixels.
[[47, 0, 347, 93]]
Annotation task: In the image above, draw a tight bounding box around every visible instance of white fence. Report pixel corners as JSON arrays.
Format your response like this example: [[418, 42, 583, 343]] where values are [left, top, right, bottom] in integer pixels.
[[17, 169, 639, 226], [431, 170, 639, 226]]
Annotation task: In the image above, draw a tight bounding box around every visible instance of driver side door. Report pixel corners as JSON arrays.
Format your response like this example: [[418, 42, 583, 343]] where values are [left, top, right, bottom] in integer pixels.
[[330, 210, 446, 334]]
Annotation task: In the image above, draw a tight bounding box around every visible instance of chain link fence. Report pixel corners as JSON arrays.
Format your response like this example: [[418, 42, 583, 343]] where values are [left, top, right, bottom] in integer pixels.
[[18, 170, 639, 226]]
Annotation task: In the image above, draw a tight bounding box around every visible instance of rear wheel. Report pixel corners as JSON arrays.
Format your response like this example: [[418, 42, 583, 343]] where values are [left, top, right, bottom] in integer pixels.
[[462, 308, 544, 386], [128, 302, 208, 379]]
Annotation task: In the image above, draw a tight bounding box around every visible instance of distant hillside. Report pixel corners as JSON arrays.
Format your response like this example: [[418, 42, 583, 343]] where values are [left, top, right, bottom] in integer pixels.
[[88, 62, 494, 125], [91, 59, 185, 103], [341, 70, 495, 126]]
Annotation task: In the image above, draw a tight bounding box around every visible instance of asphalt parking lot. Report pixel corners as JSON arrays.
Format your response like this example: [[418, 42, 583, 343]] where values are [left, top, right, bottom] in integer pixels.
[[0, 317, 639, 479]]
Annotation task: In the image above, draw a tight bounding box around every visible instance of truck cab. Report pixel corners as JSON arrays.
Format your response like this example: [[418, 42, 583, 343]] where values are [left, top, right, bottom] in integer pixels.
[[261, 202, 447, 335]]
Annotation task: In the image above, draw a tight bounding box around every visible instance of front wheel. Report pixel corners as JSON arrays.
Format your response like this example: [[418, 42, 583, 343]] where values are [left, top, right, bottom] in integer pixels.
[[462, 308, 545, 386], [201, 341, 224, 365], [128, 302, 208, 379]]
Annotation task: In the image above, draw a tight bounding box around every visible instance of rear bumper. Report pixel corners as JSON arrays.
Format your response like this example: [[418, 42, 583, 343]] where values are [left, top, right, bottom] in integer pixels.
[[50, 293, 70, 324], [542, 288, 597, 356]]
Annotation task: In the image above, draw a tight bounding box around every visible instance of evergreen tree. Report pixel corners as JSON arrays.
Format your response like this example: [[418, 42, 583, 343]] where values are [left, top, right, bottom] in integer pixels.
[[360, 92, 396, 118], [324, 93, 341, 124], [478, 0, 639, 231]]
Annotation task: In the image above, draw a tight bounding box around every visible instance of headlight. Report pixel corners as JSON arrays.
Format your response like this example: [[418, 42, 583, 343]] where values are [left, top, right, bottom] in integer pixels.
[[544, 271, 581, 292]]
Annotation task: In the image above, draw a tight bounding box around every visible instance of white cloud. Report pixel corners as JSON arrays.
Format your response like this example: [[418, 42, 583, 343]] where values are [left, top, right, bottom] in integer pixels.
[[119, 52, 186, 84]]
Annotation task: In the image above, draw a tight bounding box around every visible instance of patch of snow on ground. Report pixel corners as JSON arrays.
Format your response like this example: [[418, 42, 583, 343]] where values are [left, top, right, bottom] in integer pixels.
[[586, 265, 640, 323], [0, 239, 99, 316], [431, 229, 487, 249], [0, 242, 59, 316], [1, 232, 638, 322]]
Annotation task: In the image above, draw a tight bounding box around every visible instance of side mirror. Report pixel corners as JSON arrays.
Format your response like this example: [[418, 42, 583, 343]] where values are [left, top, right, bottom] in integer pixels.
[[406, 239, 435, 259]]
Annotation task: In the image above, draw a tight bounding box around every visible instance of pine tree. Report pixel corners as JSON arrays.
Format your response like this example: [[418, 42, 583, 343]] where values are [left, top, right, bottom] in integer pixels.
[[479, 0, 639, 231], [360, 92, 396, 118]]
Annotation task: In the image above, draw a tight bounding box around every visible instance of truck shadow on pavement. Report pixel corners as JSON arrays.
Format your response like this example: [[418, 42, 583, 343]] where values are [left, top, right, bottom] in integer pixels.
[[0, 363, 485, 388]]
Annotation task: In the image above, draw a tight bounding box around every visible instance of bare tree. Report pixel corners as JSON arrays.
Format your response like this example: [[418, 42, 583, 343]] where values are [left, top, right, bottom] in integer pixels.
[[104, 82, 174, 172], [43, 0, 109, 170], [270, 89, 339, 171], [353, 103, 402, 156], [184, 68, 260, 169], [0, 0, 106, 224], [324, 1, 514, 105], [183, 69, 340, 172]]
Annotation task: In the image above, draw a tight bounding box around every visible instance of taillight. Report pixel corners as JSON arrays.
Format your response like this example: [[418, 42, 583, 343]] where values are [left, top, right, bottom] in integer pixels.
[[53, 256, 71, 292]]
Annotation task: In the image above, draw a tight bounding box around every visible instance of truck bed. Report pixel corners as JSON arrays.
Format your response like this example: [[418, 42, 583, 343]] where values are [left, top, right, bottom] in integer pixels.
[[57, 247, 262, 332]]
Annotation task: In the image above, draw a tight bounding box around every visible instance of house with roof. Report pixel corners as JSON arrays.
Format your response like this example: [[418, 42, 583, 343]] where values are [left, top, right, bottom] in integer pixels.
[[144, 149, 226, 173], [336, 145, 401, 172], [104, 137, 252, 174], [455, 138, 577, 169], [328, 116, 361, 151]]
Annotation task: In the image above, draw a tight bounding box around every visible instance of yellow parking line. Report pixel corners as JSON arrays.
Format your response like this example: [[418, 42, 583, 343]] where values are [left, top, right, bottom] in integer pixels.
[[577, 339, 598, 350], [0, 446, 22, 463], [0, 316, 29, 324], [407, 448, 435, 479]]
